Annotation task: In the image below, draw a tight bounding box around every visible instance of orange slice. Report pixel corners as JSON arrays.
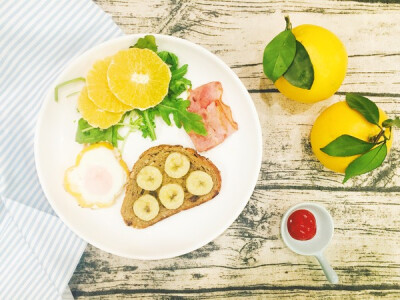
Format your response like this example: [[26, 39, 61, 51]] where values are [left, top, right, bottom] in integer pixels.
[[107, 48, 171, 109], [86, 57, 133, 113], [77, 86, 123, 129]]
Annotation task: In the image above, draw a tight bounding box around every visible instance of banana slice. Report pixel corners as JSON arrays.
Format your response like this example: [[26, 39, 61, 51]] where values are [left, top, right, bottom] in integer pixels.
[[136, 166, 162, 191], [133, 194, 159, 221], [186, 171, 214, 196], [159, 183, 184, 209], [165, 152, 190, 178]]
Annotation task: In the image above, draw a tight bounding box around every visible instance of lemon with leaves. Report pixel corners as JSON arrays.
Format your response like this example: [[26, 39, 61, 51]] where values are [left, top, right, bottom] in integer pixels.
[[263, 17, 347, 103], [310, 94, 396, 183]]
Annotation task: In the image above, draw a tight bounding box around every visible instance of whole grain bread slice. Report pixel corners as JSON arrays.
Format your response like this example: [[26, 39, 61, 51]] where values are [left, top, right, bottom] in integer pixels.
[[121, 145, 221, 229]]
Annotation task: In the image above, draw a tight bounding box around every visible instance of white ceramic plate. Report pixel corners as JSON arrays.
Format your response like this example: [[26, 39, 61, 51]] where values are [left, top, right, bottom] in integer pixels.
[[35, 34, 262, 259]]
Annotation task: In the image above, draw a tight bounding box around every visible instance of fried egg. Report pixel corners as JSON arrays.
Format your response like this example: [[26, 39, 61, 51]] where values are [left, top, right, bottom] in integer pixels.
[[64, 142, 129, 208]]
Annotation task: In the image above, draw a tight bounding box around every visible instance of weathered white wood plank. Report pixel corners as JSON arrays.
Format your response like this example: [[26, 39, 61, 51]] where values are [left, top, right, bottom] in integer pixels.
[[70, 190, 400, 295], [96, 0, 400, 94]]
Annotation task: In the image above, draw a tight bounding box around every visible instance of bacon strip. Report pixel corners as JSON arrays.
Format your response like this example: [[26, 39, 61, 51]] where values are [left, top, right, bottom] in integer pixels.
[[188, 82, 238, 152]]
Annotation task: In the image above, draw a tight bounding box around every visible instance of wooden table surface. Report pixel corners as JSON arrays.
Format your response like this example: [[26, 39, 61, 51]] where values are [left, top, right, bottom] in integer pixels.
[[69, 0, 400, 298]]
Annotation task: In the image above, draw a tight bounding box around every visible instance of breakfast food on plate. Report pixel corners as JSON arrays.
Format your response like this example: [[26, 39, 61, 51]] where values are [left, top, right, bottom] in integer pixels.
[[86, 57, 133, 113], [64, 142, 129, 208], [107, 48, 171, 109], [121, 145, 221, 228], [56, 35, 207, 147], [263, 16, 347, 103], [188, 81, 238, 152], [77, 86, 123, 129]]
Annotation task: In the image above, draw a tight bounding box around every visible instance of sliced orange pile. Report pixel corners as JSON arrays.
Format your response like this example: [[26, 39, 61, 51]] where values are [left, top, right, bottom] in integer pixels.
[[77, 48, 171, 129], [86, 57, 133, 113], [77, 86, 123, 129]]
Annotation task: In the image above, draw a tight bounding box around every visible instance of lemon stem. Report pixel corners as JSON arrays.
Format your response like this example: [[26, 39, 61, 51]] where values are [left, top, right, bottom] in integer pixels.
[[372, 128, 388, 144], [285, 16, 292, 31]]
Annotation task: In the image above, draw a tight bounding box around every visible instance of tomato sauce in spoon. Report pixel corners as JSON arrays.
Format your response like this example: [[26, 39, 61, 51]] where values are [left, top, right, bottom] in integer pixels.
[[287, 209, 316, 241]]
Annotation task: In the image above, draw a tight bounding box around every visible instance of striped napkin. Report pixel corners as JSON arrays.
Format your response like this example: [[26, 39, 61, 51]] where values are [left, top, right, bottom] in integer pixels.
[[0, 0, 123, 298]]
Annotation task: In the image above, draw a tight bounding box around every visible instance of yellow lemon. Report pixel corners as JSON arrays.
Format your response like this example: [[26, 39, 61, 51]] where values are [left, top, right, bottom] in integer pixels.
[[86, 57, 133, 113], [275, 25, 347, 103], [107, 48, 171, 109], [77, 86, 123, 129], [310, 101, 392, 173]]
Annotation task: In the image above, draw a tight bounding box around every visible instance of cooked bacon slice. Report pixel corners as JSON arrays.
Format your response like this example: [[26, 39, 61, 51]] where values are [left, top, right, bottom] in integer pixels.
[[188, 81, 238, 152]]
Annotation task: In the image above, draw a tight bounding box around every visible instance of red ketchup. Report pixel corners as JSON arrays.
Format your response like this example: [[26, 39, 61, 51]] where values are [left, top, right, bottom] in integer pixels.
[[287, 209, 316, 241]]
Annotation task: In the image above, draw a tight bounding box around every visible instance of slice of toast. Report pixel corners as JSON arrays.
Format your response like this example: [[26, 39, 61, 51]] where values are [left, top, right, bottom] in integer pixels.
[[121, 145, 222, 229]]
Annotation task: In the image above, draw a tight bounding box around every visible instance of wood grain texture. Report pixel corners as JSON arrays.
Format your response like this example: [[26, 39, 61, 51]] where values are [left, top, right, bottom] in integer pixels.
[[70, 0, 400, 298]]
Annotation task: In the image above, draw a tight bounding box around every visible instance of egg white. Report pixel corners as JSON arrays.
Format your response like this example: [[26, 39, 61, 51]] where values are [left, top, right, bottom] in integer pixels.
[[65, 146, 127, 207]]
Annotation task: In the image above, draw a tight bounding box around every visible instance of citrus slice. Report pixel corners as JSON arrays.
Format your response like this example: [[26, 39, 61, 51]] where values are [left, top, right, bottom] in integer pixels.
[[107, 48, 171, 109], [77, 86, 123, 129], [86, 57, 133, 113]]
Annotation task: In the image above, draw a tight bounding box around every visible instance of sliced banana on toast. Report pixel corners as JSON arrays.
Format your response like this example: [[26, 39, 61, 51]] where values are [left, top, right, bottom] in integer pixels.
[[136, 166, 162, 191], [159, 183, 184, 209], [133, 194, 159, 221], [165, 152, 190, 178], [186, 171, 214, 196], [121, 145, 222, 228]]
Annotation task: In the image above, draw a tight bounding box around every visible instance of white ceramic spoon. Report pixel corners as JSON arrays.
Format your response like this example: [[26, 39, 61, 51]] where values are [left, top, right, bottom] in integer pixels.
[[281, 202, 338, 284]]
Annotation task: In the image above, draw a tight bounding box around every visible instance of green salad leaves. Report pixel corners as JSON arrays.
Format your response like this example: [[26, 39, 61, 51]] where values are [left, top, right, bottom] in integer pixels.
[[71, 35, 207, 146], [129, 35, 207, 141], [75, 118, 121, 147]]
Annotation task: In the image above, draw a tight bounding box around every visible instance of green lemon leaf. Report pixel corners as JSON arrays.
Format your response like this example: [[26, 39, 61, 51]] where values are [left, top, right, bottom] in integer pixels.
[[343, 143, 387, 183], [346, 93, 379, 126], [263, 30, 296, 82], [130, 35, 158, 52], [321, 134, 376, 157], [382, 117, 400, 128], [283, 41, 314, 90]]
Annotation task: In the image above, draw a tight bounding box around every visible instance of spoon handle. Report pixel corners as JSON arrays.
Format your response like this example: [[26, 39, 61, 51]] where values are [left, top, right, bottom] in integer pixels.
[[315, 253, 338, 284]]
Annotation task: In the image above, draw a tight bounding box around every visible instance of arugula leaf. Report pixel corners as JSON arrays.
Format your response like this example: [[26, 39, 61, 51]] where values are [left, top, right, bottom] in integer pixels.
[[157, 97, 207, 136], [172, 64, 188, 80], [75, 118, 118, 147], [283, 41, 314, 90], [169, 77, 191, 98], [130, 35, 158, 52], [346, 93, 380, 126], [158, 51, 179, 70], [343, 143, 387, 183], [320, 134, 376, 157], [263, 30, 296, 82], [137, 109, 157, 141]]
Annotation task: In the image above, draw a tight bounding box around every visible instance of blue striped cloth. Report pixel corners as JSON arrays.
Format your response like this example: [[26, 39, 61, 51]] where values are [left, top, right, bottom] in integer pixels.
[[0, 0, 123, 298]]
